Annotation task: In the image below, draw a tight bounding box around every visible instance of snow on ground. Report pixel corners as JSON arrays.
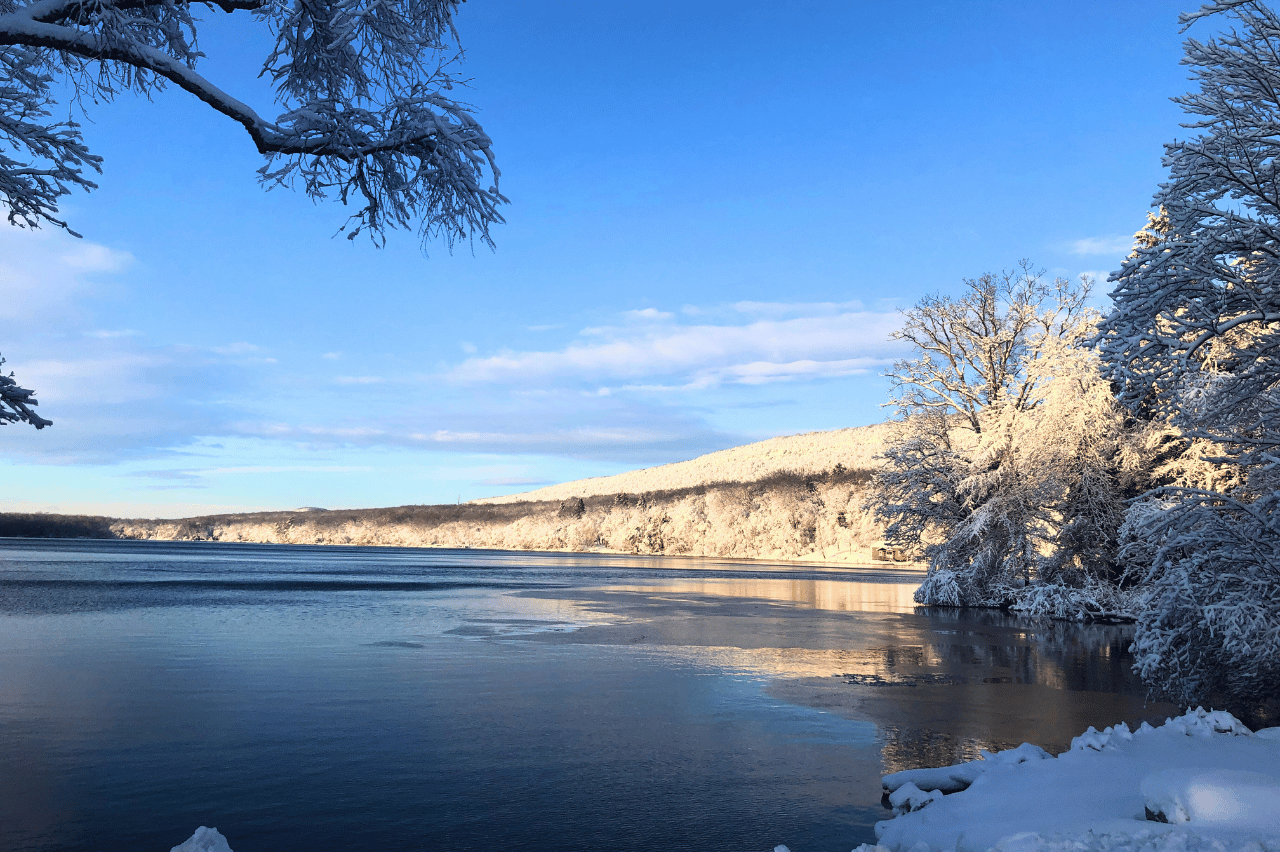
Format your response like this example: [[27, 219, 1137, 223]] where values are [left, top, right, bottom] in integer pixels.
[[862, 708, 1280, 852], [475, 423, 893, 504]]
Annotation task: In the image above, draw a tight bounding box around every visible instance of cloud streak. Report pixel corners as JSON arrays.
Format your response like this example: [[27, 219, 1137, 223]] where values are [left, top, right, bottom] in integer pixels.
[[1068, 235, 1133, 256], [447, 308, 905, 388], [1, 229, 261, 464]]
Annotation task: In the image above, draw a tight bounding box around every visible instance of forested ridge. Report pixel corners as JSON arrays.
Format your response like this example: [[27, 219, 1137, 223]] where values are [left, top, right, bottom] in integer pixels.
[[0, 465, 888, 563]]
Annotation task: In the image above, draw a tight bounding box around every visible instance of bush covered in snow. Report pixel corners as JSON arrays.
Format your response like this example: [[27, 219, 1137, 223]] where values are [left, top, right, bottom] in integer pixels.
[[870, 266, 1153, 612]]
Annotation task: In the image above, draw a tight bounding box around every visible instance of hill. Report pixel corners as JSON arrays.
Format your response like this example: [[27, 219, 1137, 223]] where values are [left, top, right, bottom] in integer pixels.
[[478, 422, 894, 504], [3, 423, 903, 565]]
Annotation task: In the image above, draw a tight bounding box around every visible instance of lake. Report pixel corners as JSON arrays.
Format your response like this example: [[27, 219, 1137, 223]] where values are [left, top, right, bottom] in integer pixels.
[[0, 538, 1178, 852]]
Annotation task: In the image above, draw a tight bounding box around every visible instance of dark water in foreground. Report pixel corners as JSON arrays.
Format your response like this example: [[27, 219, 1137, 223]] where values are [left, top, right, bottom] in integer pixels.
[[0, 539, 1178, 852]]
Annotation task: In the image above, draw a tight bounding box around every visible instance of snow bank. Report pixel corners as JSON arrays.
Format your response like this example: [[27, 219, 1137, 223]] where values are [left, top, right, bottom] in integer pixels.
[[882, 742, 1053, 795], [862, 708, 1280, 852], [1141, 768, 1280, 828]]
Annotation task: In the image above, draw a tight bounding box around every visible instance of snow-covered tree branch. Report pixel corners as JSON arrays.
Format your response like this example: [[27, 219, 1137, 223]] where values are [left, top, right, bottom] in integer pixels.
[[0, 353, 50, 428], [1096, 0, 1280, 708], [0, 0, 505, 246]]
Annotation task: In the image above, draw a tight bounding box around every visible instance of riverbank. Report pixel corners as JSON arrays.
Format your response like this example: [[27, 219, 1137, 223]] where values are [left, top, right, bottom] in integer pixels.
[[860, 707, 1280, 852]]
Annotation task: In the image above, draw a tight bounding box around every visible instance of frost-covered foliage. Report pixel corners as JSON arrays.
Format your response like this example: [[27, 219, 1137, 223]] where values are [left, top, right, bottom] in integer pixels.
[[0, 0, 503, 246], [1009, 580, 1131, 623], [1096, 2, 1280, 707], [872, 265, 1143, 612], [1121, 491, 1280, 706], [97, 466, 890, 563], [0, 353, 49, 428]]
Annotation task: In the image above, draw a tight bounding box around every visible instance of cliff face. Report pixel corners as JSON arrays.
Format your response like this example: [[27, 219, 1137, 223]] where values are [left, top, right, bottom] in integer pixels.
[[101, 468, 888, 564]]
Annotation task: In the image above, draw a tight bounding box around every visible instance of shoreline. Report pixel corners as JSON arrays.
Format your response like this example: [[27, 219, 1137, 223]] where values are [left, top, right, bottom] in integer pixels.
[[1, 532, 927, 572]]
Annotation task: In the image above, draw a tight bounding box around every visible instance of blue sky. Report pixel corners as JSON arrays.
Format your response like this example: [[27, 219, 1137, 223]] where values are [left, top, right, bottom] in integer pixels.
[[3, 0, 1196, 517]]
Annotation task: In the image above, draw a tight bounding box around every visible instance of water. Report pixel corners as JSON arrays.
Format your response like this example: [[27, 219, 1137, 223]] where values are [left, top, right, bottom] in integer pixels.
[[0, 539, 1177, 852]]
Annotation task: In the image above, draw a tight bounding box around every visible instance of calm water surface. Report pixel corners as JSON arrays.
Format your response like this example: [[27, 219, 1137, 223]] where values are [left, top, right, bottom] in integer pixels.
[[0, 539, 1177, 852]]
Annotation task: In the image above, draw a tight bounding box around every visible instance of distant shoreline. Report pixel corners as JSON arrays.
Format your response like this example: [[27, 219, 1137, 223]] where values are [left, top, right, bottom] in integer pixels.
[[0, 527, 925, 571]]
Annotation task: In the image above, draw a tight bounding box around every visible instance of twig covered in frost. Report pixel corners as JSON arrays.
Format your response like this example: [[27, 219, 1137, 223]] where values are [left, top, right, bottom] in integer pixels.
[[0, 353, 50, 428]]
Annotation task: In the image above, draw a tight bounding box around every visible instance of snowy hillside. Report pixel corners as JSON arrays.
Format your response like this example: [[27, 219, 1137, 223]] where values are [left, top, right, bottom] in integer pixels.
[[477, 422, 894, 504], [11, 423, 902, 564]]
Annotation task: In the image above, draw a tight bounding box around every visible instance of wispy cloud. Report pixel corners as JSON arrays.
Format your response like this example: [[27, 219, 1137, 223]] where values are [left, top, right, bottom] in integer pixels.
[[240, 423, 693, 449], [87, 329, 142, 339], [446, 308, 905, 388], [716, 357, 887, 384], [478, 476, 553, 487], [202, 465, 374, 475], [232, 396, 741, 462], [0, 229, 264, 464], [730, 299, 866, 317], [0, 227, 133, 324], [127, 469, 204, 481], [1077, 269, 1117, 285], [623, 308, 674, 321], [1068, 235, 1133, 256]]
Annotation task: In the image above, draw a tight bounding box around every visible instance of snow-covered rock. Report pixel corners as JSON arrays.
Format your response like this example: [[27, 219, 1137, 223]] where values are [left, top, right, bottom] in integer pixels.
[[867, 709, 1280, 852], [883, 742, 1052, 795], [882, 758, 989, 796], [889, 781, 945, 815], [170, 826, 233, 852]]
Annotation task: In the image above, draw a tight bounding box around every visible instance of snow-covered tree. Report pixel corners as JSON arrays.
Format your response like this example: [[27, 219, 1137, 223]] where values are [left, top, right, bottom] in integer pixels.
[[873, 265, 1140, 615], [0, 0, 504, 245], [1095, 1, 1280, 706], [0, 353, 50, 428]]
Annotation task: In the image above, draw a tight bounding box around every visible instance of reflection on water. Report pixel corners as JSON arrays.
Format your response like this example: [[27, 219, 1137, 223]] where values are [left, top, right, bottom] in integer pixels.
[[512, 580, 1177, 775], [603, 576, 921, 613], [0, 539, 1175, 852]]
